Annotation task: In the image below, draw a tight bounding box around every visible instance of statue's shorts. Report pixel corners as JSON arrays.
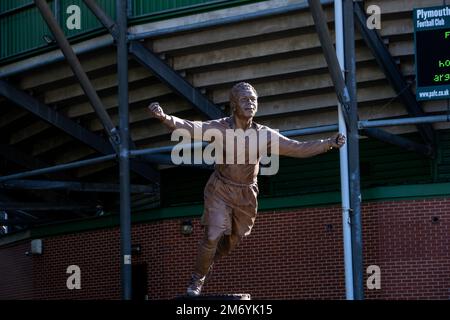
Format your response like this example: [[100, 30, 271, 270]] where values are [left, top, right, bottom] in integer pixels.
[[202, 171, 259, 237], [193, 171, 259, 275]]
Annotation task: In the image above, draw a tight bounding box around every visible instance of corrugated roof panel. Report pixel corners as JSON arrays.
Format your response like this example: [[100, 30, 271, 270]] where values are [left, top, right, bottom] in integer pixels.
[[0, 0, 33, 13], [0, 3, 53, 60], [132, 0, 215, 17], [0, 0, 262, 64], [60, 0, 116, 38]]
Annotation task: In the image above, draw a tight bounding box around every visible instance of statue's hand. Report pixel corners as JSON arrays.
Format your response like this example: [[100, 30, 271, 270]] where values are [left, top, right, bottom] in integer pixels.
[[147, 102, 166, 121], [329, 133, 346, 149]]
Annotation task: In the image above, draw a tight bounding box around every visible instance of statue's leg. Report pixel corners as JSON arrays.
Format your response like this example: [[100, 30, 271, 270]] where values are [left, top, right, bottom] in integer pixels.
[[194, 225, 225, 275], [187, 180, 232, 296], [214, 202, 257, 262], [214, 211, 244, 261], [198, 174, 234, 271], [214, 233, 242, 262], [187, 225, 226, 296]]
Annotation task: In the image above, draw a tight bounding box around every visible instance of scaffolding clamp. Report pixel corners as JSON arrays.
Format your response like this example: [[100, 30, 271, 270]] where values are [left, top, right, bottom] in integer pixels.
[[109, 127, 121, 146]]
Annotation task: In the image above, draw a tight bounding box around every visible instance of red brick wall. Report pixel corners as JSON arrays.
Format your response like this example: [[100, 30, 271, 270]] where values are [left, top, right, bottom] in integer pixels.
[[0, 242, 34, 299], [0, 198, 449, 300]]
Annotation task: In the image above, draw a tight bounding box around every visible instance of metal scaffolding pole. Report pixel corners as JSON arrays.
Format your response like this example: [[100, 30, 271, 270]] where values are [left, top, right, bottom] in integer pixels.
[[335, 0, 354, 300], [281, 124, 339, 137], [83, 0, 225, 120], [1, 112, 448, 183], [0, 218, 36, 227], [82, 0, 119, 38], [34, 0, 120, 146], [129, 0, 334, 41], [117, 0, 132, 300], [307, 0, 361, 297], [3, 113, 447, 182], [307, 0, 351, 127], [344, 0, 364, 299], [0, 154, 116, 183], [0, 179, 154, 194], [359, 115, 450, 128], [0, 202, 95, 211], [0, 79, 158, 182], [0, 143, 190, 183], [353, 1, 435, 148], [363, 128, 432, 156]]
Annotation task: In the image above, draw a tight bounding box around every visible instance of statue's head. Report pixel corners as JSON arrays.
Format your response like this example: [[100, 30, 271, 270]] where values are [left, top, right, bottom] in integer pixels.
[[229, 82, 258, 119]]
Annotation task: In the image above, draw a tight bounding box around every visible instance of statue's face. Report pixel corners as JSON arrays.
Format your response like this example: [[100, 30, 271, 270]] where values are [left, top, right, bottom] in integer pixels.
[[234, 89, 258, 119]]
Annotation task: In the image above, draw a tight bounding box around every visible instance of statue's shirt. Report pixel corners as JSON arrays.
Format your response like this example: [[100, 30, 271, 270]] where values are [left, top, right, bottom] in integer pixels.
[[163, 116, 330, 185]]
